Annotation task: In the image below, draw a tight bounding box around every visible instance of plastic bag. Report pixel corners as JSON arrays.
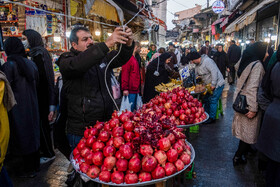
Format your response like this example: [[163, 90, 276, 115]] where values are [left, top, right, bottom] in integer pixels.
[[120, 96, 132, 112], [111, 73, 121, 99], [136, 94, 143, 110]]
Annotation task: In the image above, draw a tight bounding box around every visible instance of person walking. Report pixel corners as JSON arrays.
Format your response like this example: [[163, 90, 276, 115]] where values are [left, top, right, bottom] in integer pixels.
[[231, 42, 268, 166], [257, 48, 280, 186], [121, 41, 141, 111], [1, 37, 40, 177], [213, 44, 229, 79], [22, 29, 56, 163], [0, 70, 16, 186], [188, 52, 225, 124], [180, 47, 190, 66], [199, 40, 212, 56], [227, 40, 241, 84]]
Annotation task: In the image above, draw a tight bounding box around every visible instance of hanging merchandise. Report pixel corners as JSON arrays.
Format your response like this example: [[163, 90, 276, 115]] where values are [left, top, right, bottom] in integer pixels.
[[46, 14, 52, 35]]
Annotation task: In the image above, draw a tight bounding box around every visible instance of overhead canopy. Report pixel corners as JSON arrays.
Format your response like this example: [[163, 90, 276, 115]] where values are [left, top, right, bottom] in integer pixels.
[[224, 0, 276, 33]]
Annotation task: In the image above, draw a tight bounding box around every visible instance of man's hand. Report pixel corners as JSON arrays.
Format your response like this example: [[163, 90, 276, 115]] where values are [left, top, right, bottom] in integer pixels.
[[123, 90, 129, 96], [125, 27, 133, 47], [211, 86, 215, 91], [48, 111, 54, 122], [245, 111, 256, 119], [105, 26, 132, 48]]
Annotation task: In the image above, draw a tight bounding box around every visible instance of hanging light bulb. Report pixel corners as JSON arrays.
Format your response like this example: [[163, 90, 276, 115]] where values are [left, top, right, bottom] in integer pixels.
[[95, 29, 101, 36], [107, 32, 112, 37], [54, 32, 61, 42], [66, 30, 71, 38]]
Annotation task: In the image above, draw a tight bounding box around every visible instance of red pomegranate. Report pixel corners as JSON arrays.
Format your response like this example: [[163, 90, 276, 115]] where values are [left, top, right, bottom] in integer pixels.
[[123, 121, 134, 132], [89, 127, 98, 136], [85, 152, 93, 165], [180, 152, 191, 165], [103, 156, 116, 171], [94, 121, 103, 130], [113, 137, 125, 148], [173, 142, 184, 155], [73, 148, 79, 157], [138, 172, 152, 182], [106, 138, 114, 146], [158, 138, 171, 151], [92, 151, 103, 166], [166, 149, 178, 163], [141, 156, 157, 172], [86, 136, 96, 148], [154, 150, 167, 166], [80, 147, 91, 157], [77, 142, 86, 152], [99, 171, 111, 182], [115, 150, 123, 159], [80, 162, 90, 173], [164, 162, 176, 176], [98, 131, 110, 142], [112, 127, 124, 137], [140, 145, 153, 156], [167, 133, 176, 144], [120, 145, 133, 160], [125, 173, 138, 184], [124, 132, 135, 142], [84, 128, 90, 139], [175, 159, 185, 171], [128, 157, 141, 173], [152, 165, 165, 179], [119, 113, 129, 123], [103, 145, 116, 157], [86, 165, 100, 178], [92, 141, 105, 152], [111, 170, 124, 184], [116, 159, 128, 172]]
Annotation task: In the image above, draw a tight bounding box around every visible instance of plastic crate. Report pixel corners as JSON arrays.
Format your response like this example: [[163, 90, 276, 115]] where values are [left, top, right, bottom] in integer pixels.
[[186, 162, 194, 179], [189, 125, 199, 133]]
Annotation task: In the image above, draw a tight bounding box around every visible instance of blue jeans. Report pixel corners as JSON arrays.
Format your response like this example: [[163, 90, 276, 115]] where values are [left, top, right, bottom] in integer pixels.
[[0, 167, 13, 187], [203, 85, 224, 119], [67, 134, 83, 151], [128, 94, 138, 112]]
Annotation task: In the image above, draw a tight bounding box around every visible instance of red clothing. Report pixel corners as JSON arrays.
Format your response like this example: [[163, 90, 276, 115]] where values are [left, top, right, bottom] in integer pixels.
[[121, 56, 140, 94]]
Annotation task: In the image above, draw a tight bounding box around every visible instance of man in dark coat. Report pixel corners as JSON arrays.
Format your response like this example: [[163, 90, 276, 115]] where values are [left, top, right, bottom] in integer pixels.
[[57, 26, 134, 150], [199, 40, 212, 56], [1, 37, 40, 177], [227, 40, 241, 84]]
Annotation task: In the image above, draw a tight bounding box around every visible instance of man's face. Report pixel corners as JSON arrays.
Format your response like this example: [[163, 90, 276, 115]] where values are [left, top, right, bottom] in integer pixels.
[[205, 42, 209, 47], [218, 46, 223, 52], [72, 30, 94, 52], [151, 46, 156, 51], [192, 58, 201, 65]]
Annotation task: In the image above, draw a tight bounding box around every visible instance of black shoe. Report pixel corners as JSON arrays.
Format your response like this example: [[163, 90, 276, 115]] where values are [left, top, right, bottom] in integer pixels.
[[233, 156, 247, 166], [204, 118, 216, 124]]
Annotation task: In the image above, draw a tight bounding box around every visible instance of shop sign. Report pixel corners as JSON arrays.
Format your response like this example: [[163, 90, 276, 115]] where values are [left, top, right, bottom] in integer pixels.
[[193, 28, 199, 33], [212, 1, 225, 14]]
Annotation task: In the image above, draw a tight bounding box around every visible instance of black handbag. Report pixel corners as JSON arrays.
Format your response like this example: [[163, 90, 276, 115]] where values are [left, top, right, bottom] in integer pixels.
[[233, 62, 257, 114]]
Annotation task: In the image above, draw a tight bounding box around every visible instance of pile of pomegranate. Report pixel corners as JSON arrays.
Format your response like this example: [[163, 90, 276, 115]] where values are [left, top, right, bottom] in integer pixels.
[[72, 88, 201, 184]]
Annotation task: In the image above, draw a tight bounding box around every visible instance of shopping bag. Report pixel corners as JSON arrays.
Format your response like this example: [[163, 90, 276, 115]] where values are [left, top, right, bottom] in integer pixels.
[[111, 73, 121, 99], [136, 94, 143, 110], [120, 96, 132, 112]]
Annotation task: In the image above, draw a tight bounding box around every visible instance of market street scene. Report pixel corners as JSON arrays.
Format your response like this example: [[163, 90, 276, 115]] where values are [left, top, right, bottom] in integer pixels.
[[0, 0, 279, 187]]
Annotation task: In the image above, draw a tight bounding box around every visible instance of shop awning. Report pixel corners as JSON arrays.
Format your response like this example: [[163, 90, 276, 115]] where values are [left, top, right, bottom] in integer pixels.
[[211, 17, 226, 26], [224, 0, 276, 33]]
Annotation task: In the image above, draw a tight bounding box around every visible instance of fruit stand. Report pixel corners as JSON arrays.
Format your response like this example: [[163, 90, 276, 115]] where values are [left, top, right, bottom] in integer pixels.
[[70, 87, 202, 186]]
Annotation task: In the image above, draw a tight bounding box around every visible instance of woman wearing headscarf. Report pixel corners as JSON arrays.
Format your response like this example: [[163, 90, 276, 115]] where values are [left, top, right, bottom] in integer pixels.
[[143, 52, 177, 103], [22, 29, 56, 163], [1, 37, 40, 177], [213, 44, 229, 79], [257, 47, 280, 186], [231, 42, 268, 166]]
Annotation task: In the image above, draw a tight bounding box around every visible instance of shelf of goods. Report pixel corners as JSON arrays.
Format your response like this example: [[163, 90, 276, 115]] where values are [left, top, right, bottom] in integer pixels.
[[70, 87, 207, 186]]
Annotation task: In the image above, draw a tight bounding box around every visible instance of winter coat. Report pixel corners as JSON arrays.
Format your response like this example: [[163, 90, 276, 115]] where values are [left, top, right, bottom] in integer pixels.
[[227, 44, 241, 66], [213, 51, 229, 78], [232, 61, 265, 144], [58, 42, 134, 136], [199, 46, 212, 56], [257, 62, 280, 162], [121, 55, 140, 94], [1, 58, 40, 155], [195, 54, 225, 88]]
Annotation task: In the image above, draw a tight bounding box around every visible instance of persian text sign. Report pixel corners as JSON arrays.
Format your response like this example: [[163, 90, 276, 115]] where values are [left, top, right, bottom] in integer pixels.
[[212, 1, 225, 14]]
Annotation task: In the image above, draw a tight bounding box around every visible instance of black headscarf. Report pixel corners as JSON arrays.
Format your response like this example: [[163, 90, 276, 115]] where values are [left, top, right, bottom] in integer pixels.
[[262, 44, 280, 98], [149, 52, 172, 70], [214, 44, 226, 57], [237, 42, 267, 77], [4, 37, 33, 81]]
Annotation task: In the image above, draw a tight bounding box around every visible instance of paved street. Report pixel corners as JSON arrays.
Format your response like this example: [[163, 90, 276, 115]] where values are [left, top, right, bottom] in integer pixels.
[[5, 84, 266, 187]]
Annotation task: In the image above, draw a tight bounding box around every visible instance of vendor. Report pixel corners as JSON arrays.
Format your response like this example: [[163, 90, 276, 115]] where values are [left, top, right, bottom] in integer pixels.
[[188, 52, 225, 124]]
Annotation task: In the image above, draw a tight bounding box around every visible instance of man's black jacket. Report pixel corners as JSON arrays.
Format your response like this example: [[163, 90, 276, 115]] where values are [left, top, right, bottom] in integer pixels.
[[57, 42, 134, 136]]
